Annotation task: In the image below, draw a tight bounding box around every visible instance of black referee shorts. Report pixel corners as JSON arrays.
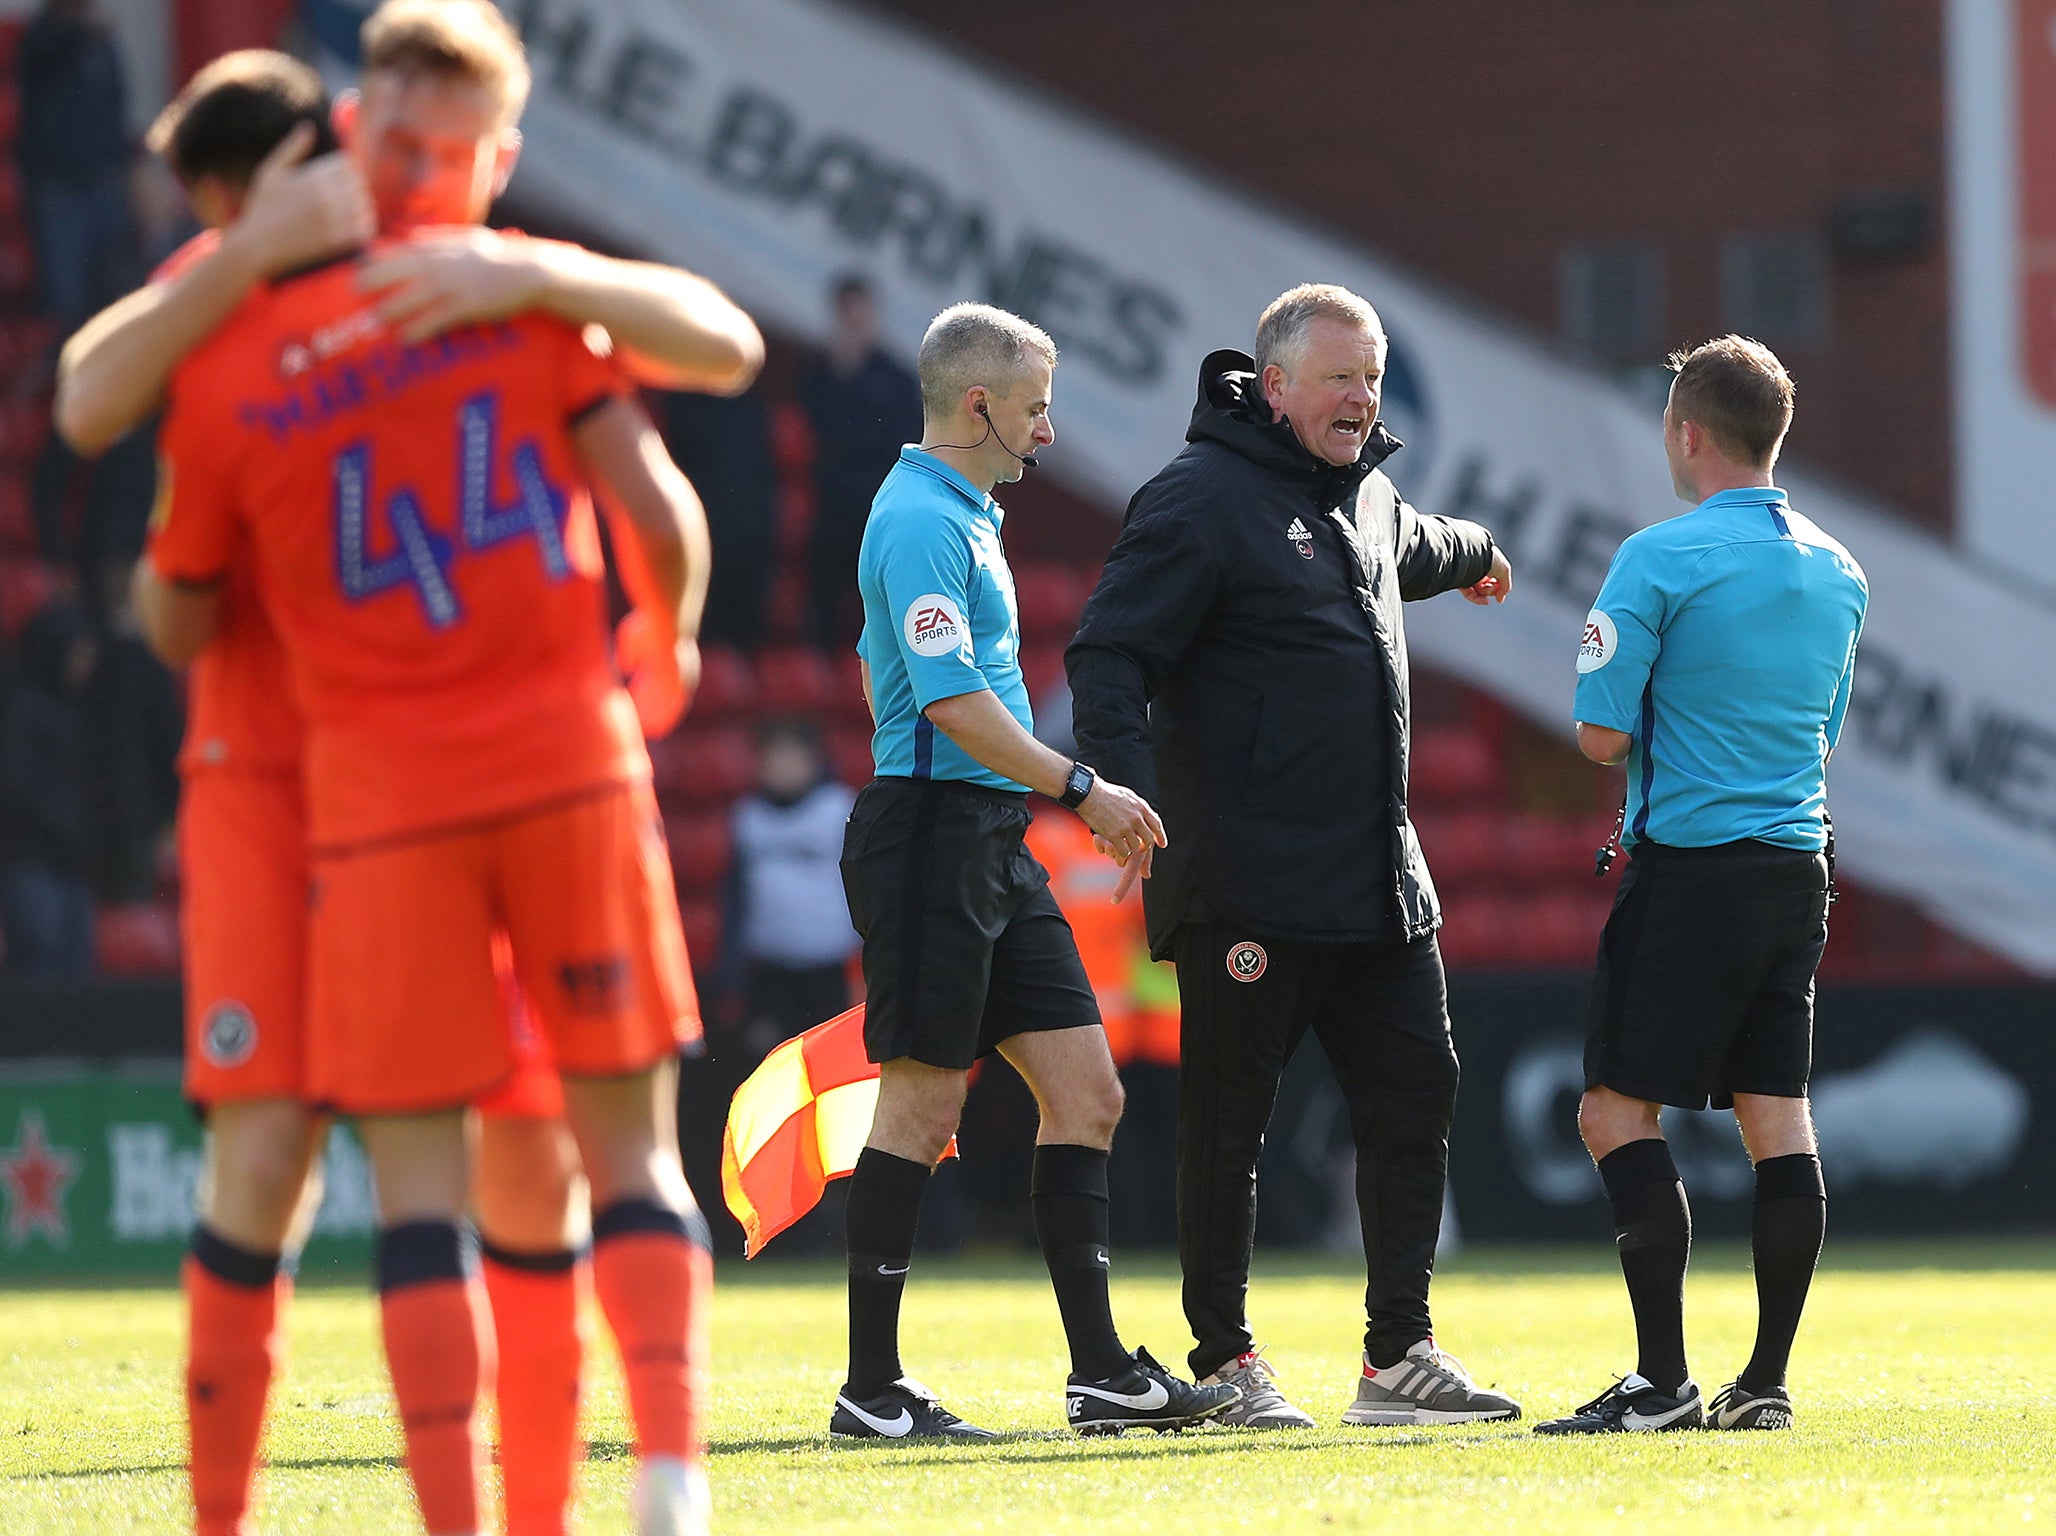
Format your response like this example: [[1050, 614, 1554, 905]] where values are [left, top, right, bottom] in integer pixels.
[[1585, 838, 1830, 1111], [839, 776, 1100, 1071]]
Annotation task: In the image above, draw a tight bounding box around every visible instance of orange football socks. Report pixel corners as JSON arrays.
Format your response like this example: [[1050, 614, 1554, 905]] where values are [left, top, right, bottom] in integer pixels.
[[589, 1201, 712, 1460], [377, 1222, 494, 1536], [184, 1230, 290, 1536], [482, 1243, 588, 1536]]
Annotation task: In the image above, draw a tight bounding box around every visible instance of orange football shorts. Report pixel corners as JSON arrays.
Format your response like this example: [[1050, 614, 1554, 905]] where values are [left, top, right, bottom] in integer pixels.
[[179, 772, 309, 1106], [307, 781, 699, 1114]]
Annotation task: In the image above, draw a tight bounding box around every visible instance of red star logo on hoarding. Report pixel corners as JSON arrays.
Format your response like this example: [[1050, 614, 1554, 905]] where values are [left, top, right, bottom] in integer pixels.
[[1, 1109, 80, 1249]]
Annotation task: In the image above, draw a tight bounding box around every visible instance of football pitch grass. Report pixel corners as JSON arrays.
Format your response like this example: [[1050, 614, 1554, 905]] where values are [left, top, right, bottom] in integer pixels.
[[3, 1241, 2052, 1535]]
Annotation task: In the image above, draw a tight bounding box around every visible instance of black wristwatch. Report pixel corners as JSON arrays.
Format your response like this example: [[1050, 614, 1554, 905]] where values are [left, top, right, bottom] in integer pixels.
[[1058, 760, 1096, 810]]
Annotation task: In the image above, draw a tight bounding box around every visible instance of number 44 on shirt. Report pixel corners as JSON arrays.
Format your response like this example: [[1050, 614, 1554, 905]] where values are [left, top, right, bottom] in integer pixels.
[[334, 389, 572, 628]]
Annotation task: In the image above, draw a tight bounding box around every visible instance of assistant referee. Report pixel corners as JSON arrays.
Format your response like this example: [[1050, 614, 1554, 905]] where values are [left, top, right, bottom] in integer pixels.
[[1536, 336, 1868, 1437], [828, 302, 1236, 1441]]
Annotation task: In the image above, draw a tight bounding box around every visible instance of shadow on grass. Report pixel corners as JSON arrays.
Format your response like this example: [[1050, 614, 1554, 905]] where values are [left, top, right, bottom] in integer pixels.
[[702, 1424, 1521, 1462], [707, 1236, 2056, 1289], [7, 1238, 2052, 1297], [12, 1452, 400, 1482]]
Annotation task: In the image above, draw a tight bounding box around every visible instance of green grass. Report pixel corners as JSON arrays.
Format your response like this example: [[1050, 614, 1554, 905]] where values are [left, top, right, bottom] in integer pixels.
[[4, 1241, 2054, 1533]]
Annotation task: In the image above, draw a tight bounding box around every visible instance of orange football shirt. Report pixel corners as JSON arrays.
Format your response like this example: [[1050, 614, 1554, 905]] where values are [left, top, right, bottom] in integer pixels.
[[150, 245, 642, 848], [143, 229, 304, 779]]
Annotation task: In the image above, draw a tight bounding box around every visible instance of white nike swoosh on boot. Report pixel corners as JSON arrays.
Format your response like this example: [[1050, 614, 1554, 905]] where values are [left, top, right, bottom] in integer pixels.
[[836, 1396, 914, 1435], [1069, 1378, 1170, 1410], [1622, 1399, 1698, 1430]]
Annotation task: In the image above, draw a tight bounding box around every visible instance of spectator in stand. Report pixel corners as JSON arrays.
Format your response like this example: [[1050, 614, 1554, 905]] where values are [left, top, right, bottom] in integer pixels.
[[664, 383, 776, 652], [798, 274, 922, 651], [0, 598, 100, 974], [720, 716, 860, 1062], [17, 0, 139, 333]]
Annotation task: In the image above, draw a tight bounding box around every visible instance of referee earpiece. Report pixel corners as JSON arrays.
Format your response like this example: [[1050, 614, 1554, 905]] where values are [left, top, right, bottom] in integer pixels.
[[935, 398, 1037, 468]]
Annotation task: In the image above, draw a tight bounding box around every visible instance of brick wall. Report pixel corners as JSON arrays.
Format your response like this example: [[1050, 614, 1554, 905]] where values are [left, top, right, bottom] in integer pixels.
[[868, 0, 1951, 531]]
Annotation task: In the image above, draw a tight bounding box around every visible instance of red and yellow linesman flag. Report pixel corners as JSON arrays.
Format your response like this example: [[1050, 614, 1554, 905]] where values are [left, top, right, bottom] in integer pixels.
[[720, 1005, 957, 1256]]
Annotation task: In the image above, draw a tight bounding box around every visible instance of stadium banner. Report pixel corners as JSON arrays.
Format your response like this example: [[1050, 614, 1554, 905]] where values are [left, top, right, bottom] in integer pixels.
[[298, 0, 2056, 972], [0, 1066, 375, 1279], [1441, 978, 2056, 1243], [1196, 977, 2056, 1249], [949, 977, 2056, 1249]]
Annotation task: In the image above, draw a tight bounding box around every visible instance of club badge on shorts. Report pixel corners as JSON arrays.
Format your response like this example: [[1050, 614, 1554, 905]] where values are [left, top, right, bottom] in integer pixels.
[[200, 1001, 259, 1069], [1226, 941, 1268, 982]]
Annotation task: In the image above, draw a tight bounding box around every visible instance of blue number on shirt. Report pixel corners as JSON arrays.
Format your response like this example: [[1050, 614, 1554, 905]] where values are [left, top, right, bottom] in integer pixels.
[[457, 392, 570, 579], [332, 389, 572, 627], [333, 442, 463, 629]]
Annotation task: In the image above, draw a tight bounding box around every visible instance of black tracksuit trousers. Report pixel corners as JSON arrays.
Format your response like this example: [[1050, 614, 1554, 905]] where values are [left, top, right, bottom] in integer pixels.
[[1172, 921, 1461, 1379]]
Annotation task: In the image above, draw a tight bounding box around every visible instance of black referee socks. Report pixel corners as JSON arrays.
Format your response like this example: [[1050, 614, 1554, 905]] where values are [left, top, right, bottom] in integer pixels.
[[1031, 1144, 1129, 1380], [1598, 1137, 1693, 1395], [844, 1147, 931, 1397], [1741, 1152, 1827, 1393]]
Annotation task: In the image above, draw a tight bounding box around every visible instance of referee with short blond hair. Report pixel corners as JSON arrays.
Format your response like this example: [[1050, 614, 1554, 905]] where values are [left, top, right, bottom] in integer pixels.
[[830, 302, 1236, 1441]]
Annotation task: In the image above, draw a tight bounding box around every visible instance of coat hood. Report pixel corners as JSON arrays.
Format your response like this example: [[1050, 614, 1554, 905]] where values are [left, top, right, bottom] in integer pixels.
[[1184, 347, 1402, 495]]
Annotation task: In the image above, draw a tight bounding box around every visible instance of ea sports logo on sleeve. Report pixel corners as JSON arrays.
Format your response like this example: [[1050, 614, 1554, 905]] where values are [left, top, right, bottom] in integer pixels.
[[1577, 609, 1618, 674], [1226, 941, 1268, 983], [904, 594, 967, 657], [200, 1002, 259, 1069]]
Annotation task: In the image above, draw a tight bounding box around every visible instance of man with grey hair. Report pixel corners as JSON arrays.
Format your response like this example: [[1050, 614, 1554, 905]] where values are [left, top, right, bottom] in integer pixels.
[[830, 301, 1239, 1440], [1068, 282, 1521, 1429]]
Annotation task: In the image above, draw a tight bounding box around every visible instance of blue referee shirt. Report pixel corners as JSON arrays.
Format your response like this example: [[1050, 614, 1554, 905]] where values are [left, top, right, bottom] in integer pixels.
[[1574, 486, 1868, 851], [857, 447, 1034, 791]]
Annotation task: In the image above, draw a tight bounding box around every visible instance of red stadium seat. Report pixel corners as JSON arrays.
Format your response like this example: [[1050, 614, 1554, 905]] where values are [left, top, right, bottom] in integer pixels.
[[0, 477, 33, 554], [1434, 894, 1517, 969], [677, 898, 722, 974], [768, 400, 814, 480], [0, 163, 18, 223], [1017, 643, 1067, 711], [95, 901, 181, 975], [1411, 810, 1501, 889], [0, 556, 58, 641], [1499, 813, 1595, 886], [764, 567, 807, 645], [0, 84, 19, 152], [0, 230, 31, 304], [648, 726, 757, 807], [1011, 563, 1088, 644], [829, 724, 875, 788], [1409, 725, 1503, 809], [826, 649, 872, 724], [0, 315, 55, 378], [776, 481, 814, 560], [664, 811, 733, 894], [755, 645, 835, 715], [689, 644, 755, 724], [1507, 891, 1613, 968], [0, 398, 49, 470]]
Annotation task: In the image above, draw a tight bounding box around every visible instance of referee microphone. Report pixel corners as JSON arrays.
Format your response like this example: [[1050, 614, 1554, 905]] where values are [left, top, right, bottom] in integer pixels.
[[975, 400, 1038, 468]]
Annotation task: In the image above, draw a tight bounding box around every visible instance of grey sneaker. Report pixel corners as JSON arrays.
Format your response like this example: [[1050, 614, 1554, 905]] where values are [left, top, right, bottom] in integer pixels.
[[1199, 1349, 1317, 1429], [1342, 1338, 1522, 1425]]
